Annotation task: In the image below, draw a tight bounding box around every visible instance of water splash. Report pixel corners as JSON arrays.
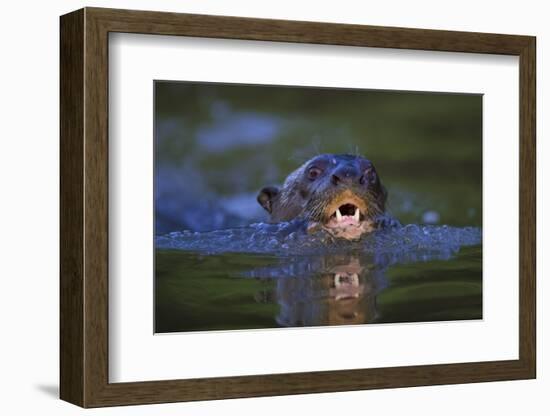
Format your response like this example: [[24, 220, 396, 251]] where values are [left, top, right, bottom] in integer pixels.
[[156, 222, 481, 259]]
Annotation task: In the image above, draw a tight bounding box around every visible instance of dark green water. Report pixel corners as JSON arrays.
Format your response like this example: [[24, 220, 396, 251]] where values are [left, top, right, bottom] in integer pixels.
[[154, 82, 483, 333], [155, 245, 481, 333]]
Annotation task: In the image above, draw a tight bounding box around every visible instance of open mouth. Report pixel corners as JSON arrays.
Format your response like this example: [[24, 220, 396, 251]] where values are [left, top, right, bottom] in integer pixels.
[[325, 203, 365, 228], [316, 190, 372, 239]]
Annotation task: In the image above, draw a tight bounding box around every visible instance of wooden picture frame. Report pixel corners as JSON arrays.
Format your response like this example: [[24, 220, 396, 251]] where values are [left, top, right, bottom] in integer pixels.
[[60, 7, 536, 408]]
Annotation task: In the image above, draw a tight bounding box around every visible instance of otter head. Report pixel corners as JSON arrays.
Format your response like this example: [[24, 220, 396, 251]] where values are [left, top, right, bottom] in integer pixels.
[[257, 154, 388, 240]]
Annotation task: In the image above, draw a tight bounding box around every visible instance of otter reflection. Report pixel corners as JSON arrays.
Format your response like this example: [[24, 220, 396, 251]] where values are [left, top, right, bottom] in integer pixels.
[[249, 254, 387, 327]]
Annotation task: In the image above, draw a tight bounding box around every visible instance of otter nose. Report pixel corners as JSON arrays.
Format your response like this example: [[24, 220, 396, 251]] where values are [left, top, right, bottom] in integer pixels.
[[331, 165, 360, 186]]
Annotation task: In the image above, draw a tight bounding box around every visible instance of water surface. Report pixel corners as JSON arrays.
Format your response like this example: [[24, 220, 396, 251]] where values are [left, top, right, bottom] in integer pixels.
[[155, 225, 482, 332]]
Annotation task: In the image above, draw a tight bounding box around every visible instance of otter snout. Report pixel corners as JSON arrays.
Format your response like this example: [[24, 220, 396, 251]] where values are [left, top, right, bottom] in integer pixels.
[[330, 164, 360, 186]]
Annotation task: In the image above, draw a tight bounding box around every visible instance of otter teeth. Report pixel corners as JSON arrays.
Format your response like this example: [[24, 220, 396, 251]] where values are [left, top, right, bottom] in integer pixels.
[[334, 207, 360, 222]]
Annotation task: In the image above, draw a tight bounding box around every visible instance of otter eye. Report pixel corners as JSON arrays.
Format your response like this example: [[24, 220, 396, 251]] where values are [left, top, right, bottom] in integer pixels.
[[360, 167, 377, 185], [307, 167, 322, 180]]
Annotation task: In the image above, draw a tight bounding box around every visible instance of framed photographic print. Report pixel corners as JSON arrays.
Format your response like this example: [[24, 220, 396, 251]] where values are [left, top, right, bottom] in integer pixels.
[[60, 7, 536, 408]]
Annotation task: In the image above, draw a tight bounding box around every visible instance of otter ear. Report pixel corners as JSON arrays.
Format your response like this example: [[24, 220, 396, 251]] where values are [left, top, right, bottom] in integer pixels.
[[257, 186, 280, 214]]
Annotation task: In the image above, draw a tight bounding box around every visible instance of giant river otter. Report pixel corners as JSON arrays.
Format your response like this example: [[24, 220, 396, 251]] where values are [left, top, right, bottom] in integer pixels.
[[257, 154, 397, 240]]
